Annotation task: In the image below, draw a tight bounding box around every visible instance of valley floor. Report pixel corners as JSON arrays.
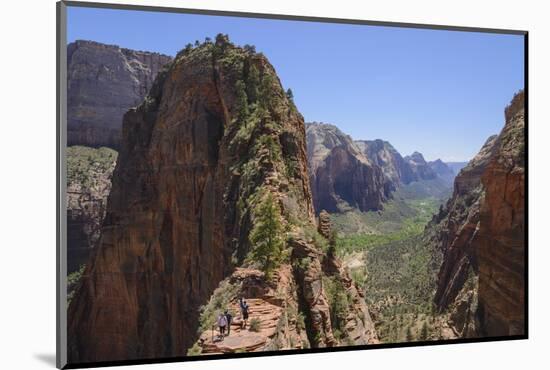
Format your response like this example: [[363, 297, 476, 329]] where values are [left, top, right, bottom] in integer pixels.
[[330, 181, 457, 343]]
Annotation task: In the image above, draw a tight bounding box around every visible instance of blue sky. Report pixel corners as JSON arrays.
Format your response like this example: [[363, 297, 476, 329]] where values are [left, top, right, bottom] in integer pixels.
[[67, 6, 524, 162]]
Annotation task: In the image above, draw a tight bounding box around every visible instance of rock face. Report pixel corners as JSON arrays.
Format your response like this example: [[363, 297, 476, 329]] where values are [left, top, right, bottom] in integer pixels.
[[431, 91, 525, 337], [68, 37, 377, 363], [305, 123, 388, 213], [355, 139, 415, 186], [430, 135, 498, 336], [66, 146, 117, 273], [476, 91, 525, 336], [67, 40, 172, 148]]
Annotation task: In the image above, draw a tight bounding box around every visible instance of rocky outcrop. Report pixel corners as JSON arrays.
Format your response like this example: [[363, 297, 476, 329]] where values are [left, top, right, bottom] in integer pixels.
[[67, 40, 171, 148], [197, 267, 310, 354], [68, 37, 376, 363], [66, 146, 117, 273], [431, 91, 525, 338], [476, 91, 525, 336], [317, 210, 332, 239], [355, 139, 415, 186], [306, 123, 388, 213]]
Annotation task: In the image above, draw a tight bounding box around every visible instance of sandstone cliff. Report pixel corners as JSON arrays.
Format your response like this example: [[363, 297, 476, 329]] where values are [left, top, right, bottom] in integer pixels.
[[67, 40, 172, 148], [68, 36, 377, 363], [430, 91, 525, 337], [476, 91, 525, 336], [305, 123, 389, 213]]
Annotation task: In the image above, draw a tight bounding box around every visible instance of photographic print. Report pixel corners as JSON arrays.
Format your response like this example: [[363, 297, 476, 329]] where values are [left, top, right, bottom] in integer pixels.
[[58, 2, 527, 367]]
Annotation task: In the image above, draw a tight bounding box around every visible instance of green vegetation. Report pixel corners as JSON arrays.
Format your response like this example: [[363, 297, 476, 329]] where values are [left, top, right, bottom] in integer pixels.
[[333, 197, 442, 256], [328, 186, 450, 343], [66, 146, 117, 188], [187, 342, 202, 356], [67, 264, 86, 306], [323, 276, 352, 341], [248, 191, 286, 278], [249, 318, 261, 332]]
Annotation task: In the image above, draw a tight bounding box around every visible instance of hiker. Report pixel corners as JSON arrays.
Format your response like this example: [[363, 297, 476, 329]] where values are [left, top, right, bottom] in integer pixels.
[[217, 312, 227, 339], [225, 309, 233, 336], [241, 300, 249, 329]]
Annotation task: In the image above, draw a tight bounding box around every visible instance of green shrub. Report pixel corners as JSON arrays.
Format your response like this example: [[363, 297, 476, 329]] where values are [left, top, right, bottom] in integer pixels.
[[249, 318, 261, 332], [187, 342, 202, 356]]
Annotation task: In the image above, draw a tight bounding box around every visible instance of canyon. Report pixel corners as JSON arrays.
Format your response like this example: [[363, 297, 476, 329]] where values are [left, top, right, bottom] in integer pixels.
[[65, 38, 525, 363]]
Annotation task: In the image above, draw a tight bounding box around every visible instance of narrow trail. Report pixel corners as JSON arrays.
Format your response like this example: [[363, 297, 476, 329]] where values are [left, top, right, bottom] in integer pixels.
[[200, 298, 284, 353]]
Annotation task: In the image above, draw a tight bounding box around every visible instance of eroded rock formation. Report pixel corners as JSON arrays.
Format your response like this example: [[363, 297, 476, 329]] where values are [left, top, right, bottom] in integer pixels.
[[306, 123, 388, 213], [67, 40, 171, 148], [68, 37, 377, 363]]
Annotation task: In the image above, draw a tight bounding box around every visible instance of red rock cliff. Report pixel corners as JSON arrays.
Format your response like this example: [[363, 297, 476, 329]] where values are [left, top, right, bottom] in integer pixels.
[[431, 91, 525, 337], [475, 91, 525, 336]]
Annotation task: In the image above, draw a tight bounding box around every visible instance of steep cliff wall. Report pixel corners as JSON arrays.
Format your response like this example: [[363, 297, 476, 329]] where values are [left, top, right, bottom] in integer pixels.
[[68, 37, 376, 363], [476, 91, 525, 336], [67, 40, 172, 148], [431, 91, 525, 337], [429, 135, 497, 337], [306, 123, 388, 213]]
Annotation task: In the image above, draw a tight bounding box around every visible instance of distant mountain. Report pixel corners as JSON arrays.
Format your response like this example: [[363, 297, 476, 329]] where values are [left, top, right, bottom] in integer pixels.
[[404, 151, 437, 181], [67, 40, 172, 148], [305, 124, 457, 215], [355, 139, 416, 186], [428, 159, 455, 184], [306, 123, 389, 213]]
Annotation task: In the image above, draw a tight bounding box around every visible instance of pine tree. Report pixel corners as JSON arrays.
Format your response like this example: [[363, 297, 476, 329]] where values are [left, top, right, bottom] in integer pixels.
[[246, 65, 260, 103], [248, 192, 285, 278], [286, 88, 294, 100], [235, 80, 249, 120], [259, 72, 276, 109]]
